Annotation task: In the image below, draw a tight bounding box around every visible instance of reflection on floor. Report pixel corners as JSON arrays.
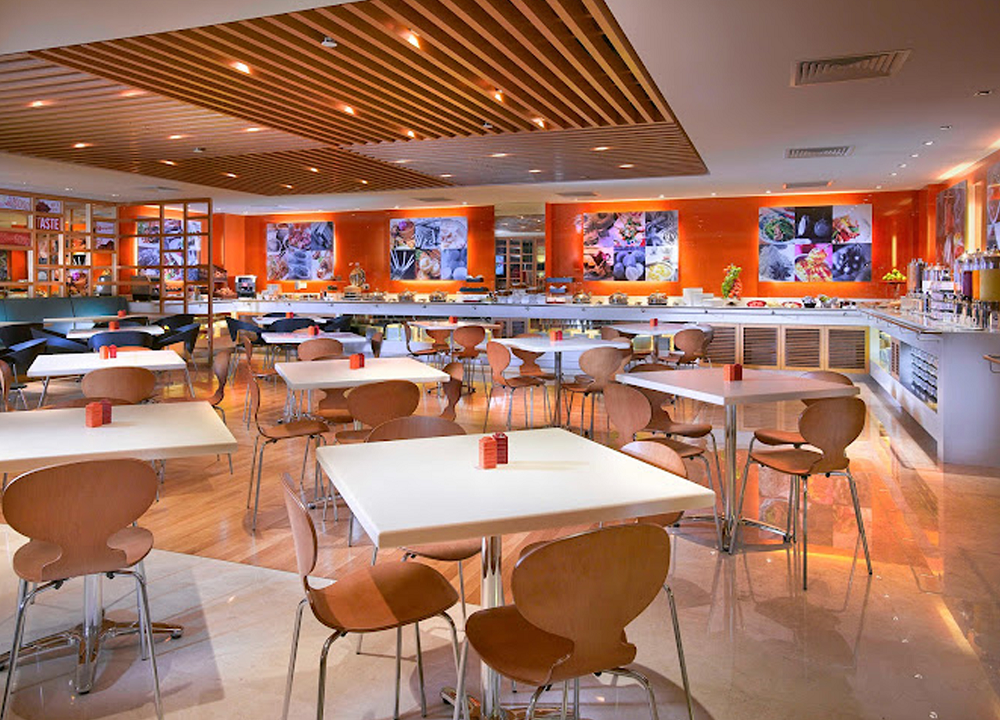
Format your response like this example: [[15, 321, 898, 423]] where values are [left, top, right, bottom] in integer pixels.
[[1, 357, 999, 719]]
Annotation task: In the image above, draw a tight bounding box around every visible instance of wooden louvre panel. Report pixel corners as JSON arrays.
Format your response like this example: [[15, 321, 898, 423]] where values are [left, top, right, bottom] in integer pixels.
[[704, 324, 737, 365], [741, 326, 779, 368], [783, 327, 822, 369], [827, 327, 868, 372]]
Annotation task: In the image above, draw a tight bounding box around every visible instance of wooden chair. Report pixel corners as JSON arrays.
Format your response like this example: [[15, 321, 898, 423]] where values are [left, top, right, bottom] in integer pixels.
[[736, 397, 872, 590], [297, 338, 344, 362], [562, 346, 630, 439], [246, 377, 330, 533], [160, 348, 234, 471], [483, 341, 547, 432], [0, 360, 20, 412], [334, 380, 421, 444], [370, 330, 384, 358], [748, 371, 855, 451], [620, 440, 688, 527], [366, 416, 466, 442], [439, 361, 464, 421], [0, 459, 165, 720], [82, 366, 157, 404], [604, 382, 722, 545], [668, 327, 709, 366], [403, 322, 439, 362], [457, 524, 693, 720], [280, 474, 461, 720], [453, 325, 486, 391], [601, 325, 651, 365], [241, 334, 278, 427]]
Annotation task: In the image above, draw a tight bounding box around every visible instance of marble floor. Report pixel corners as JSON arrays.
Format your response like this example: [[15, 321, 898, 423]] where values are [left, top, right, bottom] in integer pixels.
[[1, 355, 999, 719]]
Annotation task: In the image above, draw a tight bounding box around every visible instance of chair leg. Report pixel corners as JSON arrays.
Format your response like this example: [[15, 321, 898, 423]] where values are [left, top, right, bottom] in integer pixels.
[[708, 432, 724, 507], [415, 623, 427, 717], [802, 475, 809, 591], [457, 562, 467, 623], [452, 640, 469, 720], [251, 442, 269, 533], [247, 435, 261, 508], [664, 584, 694, 720], [526, 685, 546, 720], [482, 386, 494, 433], [133, 573, 164, 720], [317, 632, 344, 720], [612, 667, 659, 720], [0, 580, 30, 720], [282, 598, 307, 720], [394, 626, 403, 720], [843, 469, 873, 576]]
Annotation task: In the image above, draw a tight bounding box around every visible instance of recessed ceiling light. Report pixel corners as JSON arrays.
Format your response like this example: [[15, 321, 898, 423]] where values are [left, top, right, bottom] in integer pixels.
[[73, 142, 92, 149], [168, 134, 186, 140], [876, 185, 883, 189], [245, 127, 263, 133], [898, 163, 907, 168], [406, 31, 421, 49], [393, 159, 410, 164], [710, 192, 717, 197], [440, 173, 453, 178], [28, 100, 48, 108], [658, 194, 665, 199], [222, 172, 238, 178], [975, 89, 992, 97], [343, 106, 355, 115], [280, 183, 294, 189], [193, 146, 206, 153], [923, 140, 934, 146], [120, 90, 144, 98], [528, 169, 542, 173], [111, 193, 120, 197], [462, 201, 468, 206], [910, 153, 919, 158], [890, 172, 898, 176], [406, 130, 416, 138], [532, 118, 545, 129], [939, 125, 952, 130], [619, 163, 634, 169], [308, 167, 320, 173], [64, 187, 72, 192], [360, 179, 368, 184], [592, 146, 610, 152], [765, 189, 771, 194], [493, 89, 503, 102], [231, 61, 251, 75], [160, 160, 177, 166], [490, 152, 509, 158]]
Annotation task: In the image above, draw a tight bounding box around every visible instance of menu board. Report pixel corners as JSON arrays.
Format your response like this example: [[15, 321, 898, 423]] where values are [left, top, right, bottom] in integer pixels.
[[987, 162, 1000, 251], [0, 195, 31, 212], [266, 221, 334, 280], [389, 216, 468, 280], [136, 219, 203, 281], [582, 210, 679, 282], [758, 204, 872, 282], [935, 181, 967, 264]]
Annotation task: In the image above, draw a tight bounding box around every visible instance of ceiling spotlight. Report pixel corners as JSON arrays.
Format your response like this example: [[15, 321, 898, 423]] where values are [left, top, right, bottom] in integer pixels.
[[73, 142, 92, 149], [975, 89, 993, 97], [532, 118, 545, 129], [910, 153, 919, 158], [193, 146, 206, 153], [765, 189, 771, 194], [245, 127, 263, 133], [490, 152, 509, 158], [890, 172, 898, 176], [222, 172, 238, 178], [619, 163, 634, 169], [120, 90, 144, 98], [876, 185, 883, 189], [393, 159, 410, 164], [320, 36, 338, 48], [231, 61, 251, 75], [280, 184, 294, 189], [528, 169, 542, 173], [406, 130, 416, 138], [308, 167, 320, 173], [592, 146, 610, 152], [898, 163, 907, 168], [343, 105, 355, 115], [939, 125, 952, 130], [440, 173, 453, 178], [493, 89, 503, 102], [168, 134, 186, 140], [923, 140, 934, 146], [360, 179, 368, 185], [658, 194, 665, 199], [710, 192, 717, 196], [160, 160, 177, 166], [28, 100, 48, 108], [406, 31, 421, 49]]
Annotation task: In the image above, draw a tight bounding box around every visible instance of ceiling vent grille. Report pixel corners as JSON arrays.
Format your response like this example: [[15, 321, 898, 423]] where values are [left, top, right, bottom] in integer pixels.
[[557, 191, 598, 198], [793, 50, 910, 86], [413, 196, 456, 203], [786, 146, 853, 159], [783, 180, 833, 190]]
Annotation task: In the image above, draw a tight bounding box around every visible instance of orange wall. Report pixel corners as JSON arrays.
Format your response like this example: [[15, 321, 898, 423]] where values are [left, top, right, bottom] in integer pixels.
[[546, 191, 920, 298], [218, 205, 494, 293]]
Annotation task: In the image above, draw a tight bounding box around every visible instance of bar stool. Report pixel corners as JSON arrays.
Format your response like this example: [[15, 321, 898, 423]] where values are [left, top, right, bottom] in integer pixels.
[[0, 459, 165, 720]]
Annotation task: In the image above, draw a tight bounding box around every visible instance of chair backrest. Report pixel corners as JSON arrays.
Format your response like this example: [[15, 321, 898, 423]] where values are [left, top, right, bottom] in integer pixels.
[[226, 316, 262, 342], [370, 331, 384, 358], [247, 376, 265, 432], [240, 334, 256, 365], [345, 380, 421, 428], [603, 382, 652, 442], [798, 397, 866, 474], [268, 317, 314, 334], [208, 348, 232, 405], [578, 346, 629, 391], [366, 415, 466, 442], [88, 330, 154, 351], [440, 361, 464, 420], [453, 325, 486, 352], [81, 366, 157, 403], [156, 322, 200, 354], [627, 362, 674, 374], [402, 322, 417, 351], [298, 338, 344, 362], [3, 459, 158, 580], [600, 326, 623, 340], [486, 341, 513, 385], [426, 328, 452, 350], [510, 334, 545, 375], [800, 370, 854, 407], [0, 359, 12, 412], [513, 524, 671, 681], [671, 328, 706, 363], [620, 440, 687, 526], [2, 338, 48, 376], [281, 473, 319, 591]]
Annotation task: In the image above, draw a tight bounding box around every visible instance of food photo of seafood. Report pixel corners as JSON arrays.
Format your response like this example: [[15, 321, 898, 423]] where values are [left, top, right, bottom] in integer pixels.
[[794, 244, 833, 282], [266, 221, 335, 280], [831, 205, 872, 244], [389, 216, 467, 280]]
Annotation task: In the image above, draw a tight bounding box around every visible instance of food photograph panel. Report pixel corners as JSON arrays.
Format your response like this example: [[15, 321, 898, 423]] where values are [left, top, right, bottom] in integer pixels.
[[582, 210, 678, 282], [265, 221, 334, 281], [794, 243, 833, 282], [936, 181, 967, 264], [793, 206, 834, 242], [759, 204, 871, 282], [987, 161, 1000, 251], [831, 243, 872, 281], [389, 216, 468, 281]]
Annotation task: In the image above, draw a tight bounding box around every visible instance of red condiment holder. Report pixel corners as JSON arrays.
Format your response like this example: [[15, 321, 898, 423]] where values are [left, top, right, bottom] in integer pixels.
[[479, 436, 498, 469], [85, 402, 104, 428], [117, 310, 127, 318], [286, 312, 294, 318], [109, 345, 118, 358], [109, 321, 120, 330], [100, 398, 113, 424], [724, 363, 743, 381], [650, 317, 659, 327], [492, 432, 508, 464], [448, 316, 458, 324], [349, 353, 365, 369], [308, 324, 319, 336], [99, 346, 110, 360]]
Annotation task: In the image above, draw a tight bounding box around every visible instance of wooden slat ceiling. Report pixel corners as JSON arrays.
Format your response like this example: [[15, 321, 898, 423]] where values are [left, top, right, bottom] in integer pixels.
[[2, 0, 706, 195]]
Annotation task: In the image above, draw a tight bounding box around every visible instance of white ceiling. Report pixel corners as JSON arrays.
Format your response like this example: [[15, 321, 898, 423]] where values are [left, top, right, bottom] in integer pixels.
[[1, 0, 998, 213]]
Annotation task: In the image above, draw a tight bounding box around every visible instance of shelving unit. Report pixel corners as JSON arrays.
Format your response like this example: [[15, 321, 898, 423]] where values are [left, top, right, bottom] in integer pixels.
[[495, 214, 545, 290]]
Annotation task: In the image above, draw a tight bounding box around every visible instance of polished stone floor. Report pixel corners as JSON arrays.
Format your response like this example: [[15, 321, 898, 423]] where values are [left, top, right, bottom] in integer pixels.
[[1, 359, 999, 719]]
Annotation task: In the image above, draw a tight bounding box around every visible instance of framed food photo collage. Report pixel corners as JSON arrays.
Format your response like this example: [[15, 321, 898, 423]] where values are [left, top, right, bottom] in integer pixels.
[[582, 211, 679, 282], [758, 204, 873, 283]]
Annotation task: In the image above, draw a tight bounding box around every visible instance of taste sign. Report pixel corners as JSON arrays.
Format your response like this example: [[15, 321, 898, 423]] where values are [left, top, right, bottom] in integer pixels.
[[34, 216, 62, 232]]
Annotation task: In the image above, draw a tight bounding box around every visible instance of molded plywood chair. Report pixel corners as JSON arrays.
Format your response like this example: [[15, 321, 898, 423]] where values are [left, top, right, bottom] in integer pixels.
[[280, 474, 461, 720], [0, 459, 165, 720], [82, 366, 157, 404], [453, 325, 486, 391], [333, 380, 421, 445], [0, 360, 22, 412], [562, 346, 630, 439], [748, 370, 855, 451], [0, 339, 47, 408], [736, 397, 872, 590], [483, 341, 547, 432], [403, 322, 439, 362], [154, 313, 195, 332], [241, 334, 278, 426], [620, 440, 689, 528], [370, 330, 384, 358], [456, 524, 694, 720], [246, 377, 329, 533], [667, 327, 709, 367], [154, 322, 200, 359], [601, 325, 651, 365], [439, 361, 464, 421], [160, 349, 234, 471], [297, 338, 344, 362]]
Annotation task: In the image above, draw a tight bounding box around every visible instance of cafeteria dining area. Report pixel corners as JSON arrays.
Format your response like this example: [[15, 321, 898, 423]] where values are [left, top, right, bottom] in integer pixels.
[[1, 0, 1000, 718]]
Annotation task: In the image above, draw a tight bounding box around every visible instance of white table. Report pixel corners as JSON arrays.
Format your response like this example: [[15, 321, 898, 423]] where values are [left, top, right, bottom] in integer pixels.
[[609, 322, 684, 360], [43, 314, 148, 327], [67, 325, 165, 340], [316, 428, 715, 719], [261, 331, 367, 351], [0, 401, 237, 691], [28, 349, 193, 406], [496, 336, 630, 425], [254, 315, 330, 326], [275, 356, 449, 419], [410, 320, 501, 331], [617, 367, 859, 550]]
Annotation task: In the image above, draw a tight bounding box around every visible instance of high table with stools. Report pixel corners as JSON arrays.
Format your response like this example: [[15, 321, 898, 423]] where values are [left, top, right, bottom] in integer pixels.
[[315, 427, 715, 720], [0, 401, 237, 694], [27, 349, 194, 406], [274, 356, 450, 420], [495, 335, 630, 426], [617, 367, 859, 551]]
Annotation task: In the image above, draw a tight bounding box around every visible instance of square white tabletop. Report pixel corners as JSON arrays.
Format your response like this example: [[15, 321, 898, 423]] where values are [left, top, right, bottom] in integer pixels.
[[617, 367, 860, 406], [275, 356, 449, 391], [254, 315, 330, 326], [495, 336, 631, 353], [43, 314, 148, 325], [67, 326, 165, 340], [317, 428, 716, 547], [411, 320, 500, 331], [0, 401, 238, 474], [609, 322, 684, 337], [261, 331, 367, 348], [28, 350, 187, 378]]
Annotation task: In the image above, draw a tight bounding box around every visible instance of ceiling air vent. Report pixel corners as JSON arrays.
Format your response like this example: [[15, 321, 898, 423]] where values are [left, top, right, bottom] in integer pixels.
[[783, 180, 833, 190], [134, 185, 182, 192], [793, 50, 910, 86], [413, 196, 456, 203], [785, 146, 853, 159], [557, 191, 598, 198]]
